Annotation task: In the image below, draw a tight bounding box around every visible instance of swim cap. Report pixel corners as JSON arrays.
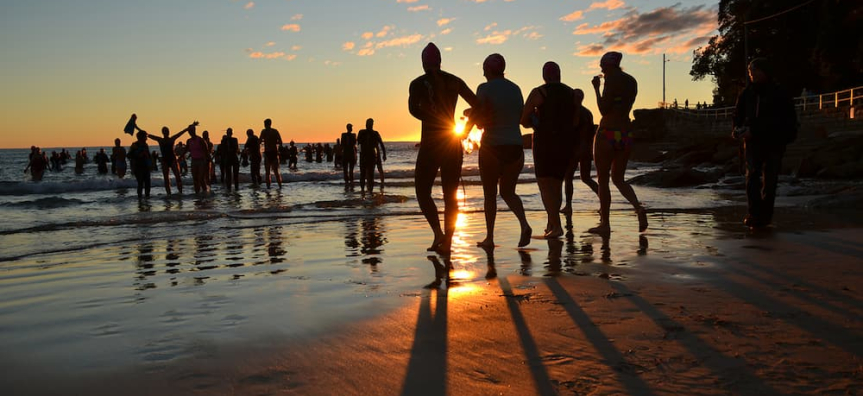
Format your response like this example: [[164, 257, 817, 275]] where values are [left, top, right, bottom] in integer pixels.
[[422, 43, 441, 68], [600, 51, 622, 68], [483, 53, 506, 76], [542, 61, 560, 83]]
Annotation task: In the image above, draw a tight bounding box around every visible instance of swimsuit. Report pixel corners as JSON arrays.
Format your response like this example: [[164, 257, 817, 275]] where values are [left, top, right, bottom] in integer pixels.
[[599, 128, 633, 150]]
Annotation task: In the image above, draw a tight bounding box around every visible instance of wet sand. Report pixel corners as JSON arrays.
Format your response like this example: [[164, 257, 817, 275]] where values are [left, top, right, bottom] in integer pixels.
[[2, 206, 862, 395]]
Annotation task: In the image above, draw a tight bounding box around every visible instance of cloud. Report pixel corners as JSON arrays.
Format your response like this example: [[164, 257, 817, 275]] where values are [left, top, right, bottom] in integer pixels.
[[440, 28, 452, 35], [375, 33, 423, 49], [291, 14, 303, 21], [477, 30, 511, 45], [361, 32, 374, 40], [376, 25, 394, 38], [291, 45, 302, 51], [265, 42, 276, 47], [560, 11, 584, 22], [281, 24, 301, 32], [397, 0, 418, 3], [248, 51, 296, 60], [324, 60, 341, 67], [407, 5, 429, 12], [343, 41, 356, 51], [572, 4, 716, 56], [244, 2, 255, 10], [484, 23, 497, 31], [437, 18, 454, 27], [588, 0, 625, 11]]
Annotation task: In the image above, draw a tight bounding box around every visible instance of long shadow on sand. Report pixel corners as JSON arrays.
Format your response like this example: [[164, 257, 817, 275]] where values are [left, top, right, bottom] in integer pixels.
[[399, 256, 449, 396]]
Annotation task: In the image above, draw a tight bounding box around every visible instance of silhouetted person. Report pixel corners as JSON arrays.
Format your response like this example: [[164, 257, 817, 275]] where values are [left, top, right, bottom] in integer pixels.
[[185, 125, 210, 193], [333, 138, 343, 169], [733, 57, 798, 229], [245, 129, 262, 186], [341, 124, 357, 184], [288, 141, 299, 170], [74, 150, 85, 174], [112, 138, 127, 179], [260, 118, 283, 189], [589, 51, 646, 234], [473, 53, 531, 248], [408, 42, 478, 255], [202, 130, 216, 186], [24, 147, 48, 181], [128, 131, 152, 198], [220, 128, 241, 191], [94, 148, 110, 174], [562, 88, 599, 215], [175, 142, 188, 176], [357, 118, 386, 193], [520, 61, 573, 239], [148, 121, 195, 195]]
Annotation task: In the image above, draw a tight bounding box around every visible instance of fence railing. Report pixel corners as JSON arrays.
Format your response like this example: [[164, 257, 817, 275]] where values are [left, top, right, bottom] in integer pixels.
[[659, 86, 862, 119]]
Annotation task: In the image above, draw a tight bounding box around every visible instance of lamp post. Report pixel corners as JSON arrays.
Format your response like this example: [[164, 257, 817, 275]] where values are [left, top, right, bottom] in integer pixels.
[[662, 53, 670, 107]]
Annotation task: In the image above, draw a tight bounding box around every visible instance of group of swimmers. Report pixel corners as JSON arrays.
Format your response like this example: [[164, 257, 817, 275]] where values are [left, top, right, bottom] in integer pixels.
[[410, 43, 647, 255]]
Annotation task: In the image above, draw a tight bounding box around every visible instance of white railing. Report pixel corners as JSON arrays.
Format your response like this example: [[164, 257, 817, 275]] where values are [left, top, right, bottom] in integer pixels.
[[660, 86, 863, 119]]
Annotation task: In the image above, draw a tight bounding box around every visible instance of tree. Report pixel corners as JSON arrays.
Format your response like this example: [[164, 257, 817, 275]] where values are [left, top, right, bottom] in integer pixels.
[[691, 0, 863, 106]]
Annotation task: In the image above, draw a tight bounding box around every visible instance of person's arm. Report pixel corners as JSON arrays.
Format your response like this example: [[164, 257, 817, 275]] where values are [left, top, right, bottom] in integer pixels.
[[377, 133, 386, 161], [520, 88, 542, 129]]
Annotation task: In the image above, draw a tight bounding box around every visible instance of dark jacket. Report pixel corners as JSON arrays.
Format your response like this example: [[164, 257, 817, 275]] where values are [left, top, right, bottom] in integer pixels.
[[733, 81, 798, 145]]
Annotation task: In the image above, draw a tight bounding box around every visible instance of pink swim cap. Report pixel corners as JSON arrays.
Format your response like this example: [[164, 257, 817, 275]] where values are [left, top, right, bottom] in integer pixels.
[[483, 53, 506, 76], [422, 43, 441, 68], [542, 61, 560, 83]]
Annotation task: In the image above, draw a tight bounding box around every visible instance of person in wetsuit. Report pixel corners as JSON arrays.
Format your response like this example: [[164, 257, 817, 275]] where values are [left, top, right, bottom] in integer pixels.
[[408, 42, 478, 256], [148, 121, 195, 195]]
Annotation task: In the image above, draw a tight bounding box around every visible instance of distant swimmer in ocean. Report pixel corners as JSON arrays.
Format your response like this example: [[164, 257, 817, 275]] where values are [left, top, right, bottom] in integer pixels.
[[357, 118, 386, 193], [74, 150, 85, 174], [260, 118, 283, 189], [244, 129, 262, 186], [589, 51, 647, 234], [472, 53, 532, 248], [333, 138, 343, 169], [521, 61, 574, 239], [128, 131, 152, 198], [111, 138, 128, 179], [340, 124, 357, 185], [24, 146, 49, 181], [147, 121, 196, 195], [185, 124, 210, 193], [562, 88, 599, 216], [288, 140, 299, 170], [123, 113, 145, 136], [94, 148, 110, 174], [202, 130, 216, 187], [409, 42, 478, 255], [220, 128, 240, 192]]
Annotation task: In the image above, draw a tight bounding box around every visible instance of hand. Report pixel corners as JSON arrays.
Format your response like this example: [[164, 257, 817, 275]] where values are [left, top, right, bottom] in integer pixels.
[[591, 75, 601, 90], [382, 154, 387, 161]]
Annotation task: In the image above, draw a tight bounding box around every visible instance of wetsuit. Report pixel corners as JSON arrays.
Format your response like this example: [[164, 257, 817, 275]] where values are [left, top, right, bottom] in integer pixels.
[[532, 82, 575, 180]]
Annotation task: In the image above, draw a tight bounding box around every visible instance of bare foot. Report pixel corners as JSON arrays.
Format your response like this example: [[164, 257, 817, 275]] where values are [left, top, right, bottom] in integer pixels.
[[518, 226, 532, 247], [588, 224, 610, 235], [427, 234, 444, 251], [544, 227, 563, 239], [476, 239, 495, 249]]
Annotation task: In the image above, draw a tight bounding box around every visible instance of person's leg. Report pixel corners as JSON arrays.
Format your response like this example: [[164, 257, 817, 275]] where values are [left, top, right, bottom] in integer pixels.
[[171, 162, 183, 194], [264, 158, 272, 188], [273, 161, 282, 188], [161, 163, 172, 195], [233, 163, 240, 191], [760, 145, 785, 226], [366, 162, 374, 192], [136, 170, 144, 198], [591, 137, 613, 234], [744, 143, 765, 226], [439, 147, 463, 255], [359, 160, 368, 192], [342, 159, 349, 183], [478, 146, 500, 248], [144, 172, 151, 198], [610, 147, 647, 232], [415, 148, 444, 250], [498, 147, 531, 247], [377, 157, 385, 188], [562, 159, 577, 215], [537, 176, 563, 238], [579, 154, 599, 195]]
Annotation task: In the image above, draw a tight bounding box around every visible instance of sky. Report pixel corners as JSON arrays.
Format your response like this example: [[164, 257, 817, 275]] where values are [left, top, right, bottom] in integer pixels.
[[0, 0, 719, 149]]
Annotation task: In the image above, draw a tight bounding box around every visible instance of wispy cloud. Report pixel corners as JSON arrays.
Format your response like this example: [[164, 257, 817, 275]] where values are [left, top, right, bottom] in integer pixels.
[[291, 14, 303, 21], [281, 24, 301, 32], [572, 4, 716, 56], [291, 45, 302, 51], [477, 25, 541, 45], [440, 28, 452, 35], [477, 30, 511, 45], [589, 0, 625, 11], [343, 42, 356, 51], [396, 0, 418, 3], [560, 11, 584, 22], [437, 18, 454, 27], [265, 42, 276, 47], [376, 25, 394, 38], [484, 22, 497, 31], [407, 5, 429, 12], [248, 51, 297, 61], [244, 1, 255, 10]]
